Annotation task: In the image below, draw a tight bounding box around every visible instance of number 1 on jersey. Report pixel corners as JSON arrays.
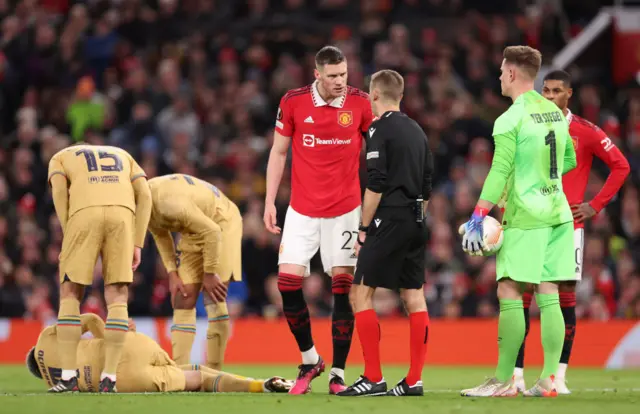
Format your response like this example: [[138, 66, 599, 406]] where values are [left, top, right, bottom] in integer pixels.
[[545, 131, 558, 179]]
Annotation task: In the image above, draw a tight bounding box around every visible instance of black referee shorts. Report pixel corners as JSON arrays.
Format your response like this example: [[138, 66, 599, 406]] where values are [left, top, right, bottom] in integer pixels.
[[354, 207, 428, 291]]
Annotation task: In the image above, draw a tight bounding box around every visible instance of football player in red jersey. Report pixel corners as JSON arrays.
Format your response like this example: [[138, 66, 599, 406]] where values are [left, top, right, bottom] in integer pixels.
[[263, 46, 374, 395], [514, 70, 630, 394]]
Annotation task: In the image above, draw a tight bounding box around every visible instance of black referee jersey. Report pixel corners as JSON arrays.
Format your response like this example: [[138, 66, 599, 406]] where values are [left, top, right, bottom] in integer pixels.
[[355, 110, 433, 291], [365, 111, 433, 205]]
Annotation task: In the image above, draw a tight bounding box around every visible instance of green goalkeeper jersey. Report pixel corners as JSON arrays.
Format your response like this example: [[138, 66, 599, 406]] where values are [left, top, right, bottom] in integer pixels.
[[480, 90, 577, 229]]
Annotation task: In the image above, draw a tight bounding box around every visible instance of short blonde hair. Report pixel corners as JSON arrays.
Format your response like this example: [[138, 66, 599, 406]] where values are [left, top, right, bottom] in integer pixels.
[[370, 70, 404, 102], [503, 46, 542, 80]]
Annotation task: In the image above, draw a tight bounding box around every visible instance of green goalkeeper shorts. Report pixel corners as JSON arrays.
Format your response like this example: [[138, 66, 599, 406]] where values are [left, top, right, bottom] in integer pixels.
[[496, 221, 575, 284]]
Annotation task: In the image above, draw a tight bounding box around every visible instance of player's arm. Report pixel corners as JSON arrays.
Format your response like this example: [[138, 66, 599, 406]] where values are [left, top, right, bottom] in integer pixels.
[[265, 131, 291, 206], [264, 96, 293, 233], [562, 128, 577, 175], [183, 207, 223, 274], [48, 156, 70, 232], [80, 313, 105, 338], [182, 206, 227, 302], [149, 223, 178, 273], [361, 126, 387, 229], [477, 128, 517, 211], [131, 160, 152, 248], [587, 131, 630, 213]]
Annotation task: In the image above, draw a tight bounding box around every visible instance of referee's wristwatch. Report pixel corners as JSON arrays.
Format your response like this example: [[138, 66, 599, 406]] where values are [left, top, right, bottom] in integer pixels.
[[357, 224, 369, 245]]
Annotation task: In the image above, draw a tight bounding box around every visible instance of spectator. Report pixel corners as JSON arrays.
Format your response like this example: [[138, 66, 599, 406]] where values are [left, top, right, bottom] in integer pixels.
[[0, 0, 637, 322], [66, 76, 106, 141]]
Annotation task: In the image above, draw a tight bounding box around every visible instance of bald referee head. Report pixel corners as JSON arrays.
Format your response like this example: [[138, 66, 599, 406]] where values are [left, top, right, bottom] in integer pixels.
[[368, 70, 404, 118]]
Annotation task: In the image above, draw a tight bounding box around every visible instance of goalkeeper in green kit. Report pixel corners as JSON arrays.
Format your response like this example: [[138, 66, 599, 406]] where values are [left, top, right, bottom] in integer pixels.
[[459, 46, 577, 398]]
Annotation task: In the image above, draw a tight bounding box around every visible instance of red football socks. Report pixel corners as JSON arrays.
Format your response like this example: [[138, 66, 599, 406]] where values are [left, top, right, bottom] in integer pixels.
[[406, 311, 429, 386], [355, 309, 382, 382]]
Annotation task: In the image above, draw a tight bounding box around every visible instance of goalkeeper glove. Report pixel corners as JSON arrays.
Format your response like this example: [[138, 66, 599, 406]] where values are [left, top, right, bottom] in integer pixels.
[[461, 206, 488, 255]]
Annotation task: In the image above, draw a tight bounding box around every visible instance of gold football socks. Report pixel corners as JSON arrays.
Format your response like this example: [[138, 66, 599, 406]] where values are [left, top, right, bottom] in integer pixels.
[[57, 298, 81, 380], [103, 303, 129, 380], [171, 309, 197, 365], [205, 302, 229, 370]]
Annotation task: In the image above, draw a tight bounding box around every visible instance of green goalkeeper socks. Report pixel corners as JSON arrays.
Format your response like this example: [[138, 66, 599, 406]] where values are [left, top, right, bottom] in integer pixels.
[[495, 299, 525, 383], [537, 293, 564, 379]]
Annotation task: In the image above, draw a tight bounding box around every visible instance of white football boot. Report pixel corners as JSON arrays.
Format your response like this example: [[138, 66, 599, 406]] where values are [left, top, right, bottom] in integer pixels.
[[523, 376, 558, 398], [554, 377, 571, 395], [461, 377, 519, 397]]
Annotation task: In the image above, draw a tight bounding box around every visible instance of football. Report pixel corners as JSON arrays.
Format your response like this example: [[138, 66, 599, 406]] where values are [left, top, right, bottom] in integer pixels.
[[482, 215, 504, 255]]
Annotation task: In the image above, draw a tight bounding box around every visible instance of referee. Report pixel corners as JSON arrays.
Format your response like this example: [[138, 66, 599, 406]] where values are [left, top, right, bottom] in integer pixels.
[[337, 70, 433, 397]]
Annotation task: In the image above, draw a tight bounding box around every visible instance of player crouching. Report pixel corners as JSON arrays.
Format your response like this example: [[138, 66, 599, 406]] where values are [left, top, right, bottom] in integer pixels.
[[26, 313, 293, 394]]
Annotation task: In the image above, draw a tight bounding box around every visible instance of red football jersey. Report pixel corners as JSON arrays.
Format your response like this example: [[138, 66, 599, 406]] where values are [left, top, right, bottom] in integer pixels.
[[562, 111, 630, 229], [275, 82, 374, 217]]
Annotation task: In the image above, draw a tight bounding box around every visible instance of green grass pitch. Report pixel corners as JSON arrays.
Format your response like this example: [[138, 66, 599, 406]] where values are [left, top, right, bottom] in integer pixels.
[[0, 365, 638, 414]]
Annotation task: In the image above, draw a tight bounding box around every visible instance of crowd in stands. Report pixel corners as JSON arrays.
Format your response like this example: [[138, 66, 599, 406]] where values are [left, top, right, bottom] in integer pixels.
[[1, 0, 638, 321]]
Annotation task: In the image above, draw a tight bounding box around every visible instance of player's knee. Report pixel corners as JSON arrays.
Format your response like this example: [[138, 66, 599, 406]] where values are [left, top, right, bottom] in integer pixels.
[[174, 284, 200, 309], [277, 273, 303, 293], [535, 281, 560, 295], [400, 289, 426, 313], [60, 281, 84, 301], [558, 281, 576, 293], [331, 273, 353, 295], [104, 283, 129, 305], [497, 279, 521, 300]]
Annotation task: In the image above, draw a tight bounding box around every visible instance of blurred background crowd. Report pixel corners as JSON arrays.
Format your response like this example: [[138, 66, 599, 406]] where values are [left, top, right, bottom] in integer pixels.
[[0, 0, 639, 322]]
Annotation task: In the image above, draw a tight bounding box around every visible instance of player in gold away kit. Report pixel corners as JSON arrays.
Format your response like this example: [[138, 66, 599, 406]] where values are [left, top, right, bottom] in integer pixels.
[[25, 313, 293, 394], [47, 144, 152, 393], [147, 174, 243, 369]]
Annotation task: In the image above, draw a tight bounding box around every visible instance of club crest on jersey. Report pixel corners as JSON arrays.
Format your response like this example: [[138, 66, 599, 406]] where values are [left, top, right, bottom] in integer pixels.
[[338, 111, 353, 127]]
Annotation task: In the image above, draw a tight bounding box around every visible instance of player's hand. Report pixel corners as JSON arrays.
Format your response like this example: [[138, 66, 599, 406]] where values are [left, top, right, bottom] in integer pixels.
[[169, 271, 187, 302], [263, 203, 281, 234], [355, 230, 366, 257], [132, 246, 142, 271], [571, 203, 596, 223], [203, 273, 228, 303], [461, 207, 487, 255]]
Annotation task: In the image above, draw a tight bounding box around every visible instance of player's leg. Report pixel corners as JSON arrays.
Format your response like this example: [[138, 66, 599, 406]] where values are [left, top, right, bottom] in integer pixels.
[[387, 228, 429, 397], [50, 208, 101, 393], [514, 283, 534, 391], [557, 281, 577, 392], [340, 214, 408, 397], [320, 207, 360, 392], [524, 222, 574, 397], [278, 207, 323, 394], [179, 365, 293, 393], [554, 227, 582, 394], [171, 245, 202, 366], [462, 227, 546, 397], [100, 206, 136, 392], [206, 209, 243, 370]]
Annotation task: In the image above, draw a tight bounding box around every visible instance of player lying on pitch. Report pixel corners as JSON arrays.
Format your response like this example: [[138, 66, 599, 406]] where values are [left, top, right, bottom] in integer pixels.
[[147, 174, 243, 370], [26, 313, 293, 393]]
